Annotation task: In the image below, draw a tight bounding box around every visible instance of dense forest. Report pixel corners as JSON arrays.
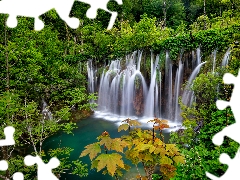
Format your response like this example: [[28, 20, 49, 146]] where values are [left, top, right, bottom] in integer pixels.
[[0, 0, 240, 179]]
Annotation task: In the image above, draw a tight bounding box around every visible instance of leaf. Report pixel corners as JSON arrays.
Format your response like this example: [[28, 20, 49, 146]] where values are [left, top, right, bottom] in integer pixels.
[[148, 118, 168, 125], [154, 146, 167, 155], [160, 156, 173, 165], [149, 145, 156, 153], [135, 144, 152, 151], [166, 144, 179, 156], [95, 153, 125, 176], [129, 120, 141, 126], [118, 124, 129, 132], [173, 155, 185, 164], [80, 143, 101, 160], [144, 153, 153, 162], [122, 118, 141, 126], [111, 138, 128, 152], [99, 136, 113, 150]]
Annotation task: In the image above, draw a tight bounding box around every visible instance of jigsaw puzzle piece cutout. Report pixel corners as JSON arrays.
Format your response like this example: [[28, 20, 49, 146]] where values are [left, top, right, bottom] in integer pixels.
[[0, 160, 8, 171], [0, 126, 15, 146], [0, 0, 80, 30], [213, 70, 240, 146], [78, 0, 122, 29], [24, 155, 60, 180], [216, 100, 230, 110], [212, 121, 240, 146], [206, 148, 240, 180], [223, 73, 236, 84], [12, 172, 24, 180], [54, 1, 80, 29]]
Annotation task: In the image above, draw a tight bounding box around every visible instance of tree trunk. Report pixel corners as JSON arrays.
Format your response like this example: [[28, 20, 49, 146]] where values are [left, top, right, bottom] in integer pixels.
[[163, 0, 167, 29], [4, 15, 9, 91], [2, 147, 10, 179], [144, 165, 155, 180], [204, 0, 206, 30]]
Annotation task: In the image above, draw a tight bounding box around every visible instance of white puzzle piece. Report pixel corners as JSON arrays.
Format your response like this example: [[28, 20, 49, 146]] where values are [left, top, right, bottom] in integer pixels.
[[24, 155, 60, 180], [0, 0, 122, 30], [206, 69, 240, 179]]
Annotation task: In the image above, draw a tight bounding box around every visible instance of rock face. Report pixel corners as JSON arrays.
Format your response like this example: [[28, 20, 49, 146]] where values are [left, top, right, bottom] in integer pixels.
[[133, 87, 144, 116]]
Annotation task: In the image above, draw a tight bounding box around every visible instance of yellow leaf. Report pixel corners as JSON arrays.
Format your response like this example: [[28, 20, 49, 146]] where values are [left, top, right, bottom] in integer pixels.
[[160, 156, 173, 165], [144, 153, 153, 162], [118, 124, 129, 132], [80, 143, 101, 160], [111, 138, 128, 152], [154, 147, 167, 155], [173, 155, 185, 164], [99, 136, 113, 150], [149, 145, 156, 153], [96, 153, 125, 176]]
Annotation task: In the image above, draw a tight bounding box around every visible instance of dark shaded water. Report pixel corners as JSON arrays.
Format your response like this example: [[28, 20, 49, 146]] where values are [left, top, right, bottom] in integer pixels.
[[43, 115, 174, 180]]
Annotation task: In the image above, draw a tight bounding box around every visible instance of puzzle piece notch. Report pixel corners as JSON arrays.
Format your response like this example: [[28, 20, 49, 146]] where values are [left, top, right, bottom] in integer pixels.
[[12, 172, 24, 180], [24, 155, 60, 180], [0, 0, 80, 31], [0, 160, 8, 171], [0, 0, 122, 30], [79, 0, 122, 30], [212, 70, 240, 146], [206, 148, 240, 179], [0, 126, 15, 146]]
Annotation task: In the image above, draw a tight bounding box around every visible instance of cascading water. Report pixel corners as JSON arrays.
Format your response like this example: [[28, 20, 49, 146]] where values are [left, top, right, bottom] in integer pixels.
[[42, 99, 53, 120], [87, 60, 95, 94], [196, 47, 201, 65], [212, 49, 217, 73], [143, 54, 160, 117], [164, 51, 173, 120], [87, 47, 231, 124], [97, 52, 148, 117], [182, 61, 207, 106], [222, 48, 231, 67], [173, 60, 183, 121]]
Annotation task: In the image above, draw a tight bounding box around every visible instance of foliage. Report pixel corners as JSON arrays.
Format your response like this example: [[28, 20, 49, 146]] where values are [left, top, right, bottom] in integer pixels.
[[0, 91, 89, 179], [0, 15, 96, 179], [171, 109, 239, 180], [80, 118, 185, 180], [170, 59, 240, 179]]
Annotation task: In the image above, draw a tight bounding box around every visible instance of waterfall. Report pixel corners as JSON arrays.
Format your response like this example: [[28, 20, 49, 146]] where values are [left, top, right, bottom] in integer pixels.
[[87, 60, 95, 94], [159, 71, 162, 118], [182, 61, 207, 106], [164, 51, 173, 120], [137, 51, 143, 71], [87, 60, 96, 104], [222, 48, 231, 67], [212, 49, 217, 73], [174, 60, 183, 122], [88, 47, 230, 123], [42, 99, 53, 120], [192, 50, 195, 69], [196, 47, 201, 66], [97, 51, 147, 117], [144, 54, 159, 117]]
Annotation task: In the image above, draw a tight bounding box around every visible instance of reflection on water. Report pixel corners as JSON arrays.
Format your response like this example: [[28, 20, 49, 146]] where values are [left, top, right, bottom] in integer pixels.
[[43, 114, 181, 180]]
